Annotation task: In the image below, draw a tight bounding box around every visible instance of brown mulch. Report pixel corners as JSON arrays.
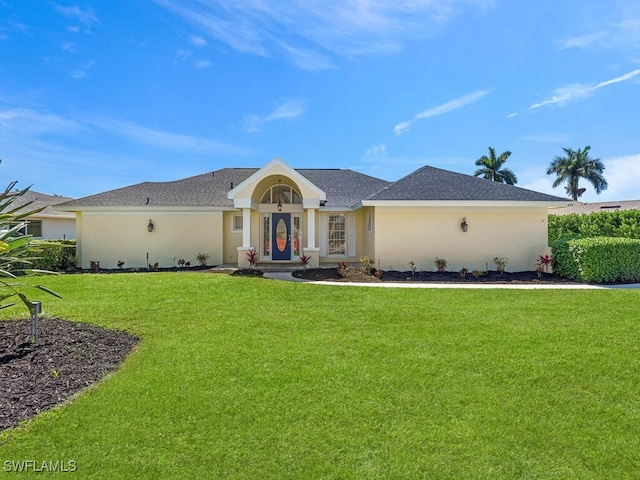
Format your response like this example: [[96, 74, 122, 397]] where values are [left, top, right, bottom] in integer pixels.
[[0, 317, 139, 432], [293, 267, 578, 284]]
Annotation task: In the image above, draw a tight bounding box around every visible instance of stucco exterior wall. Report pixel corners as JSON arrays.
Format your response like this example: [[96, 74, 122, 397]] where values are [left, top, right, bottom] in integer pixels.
[[36, 217, 76, 239], [373, 206, 550, 272], [362, 208, 375, 264], [78, 211, 223, 269], [223, 211, 242, 264]]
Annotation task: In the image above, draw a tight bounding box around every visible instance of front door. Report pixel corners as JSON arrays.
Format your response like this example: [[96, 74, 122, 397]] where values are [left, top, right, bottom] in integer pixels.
[[272, 213, 291, 260]]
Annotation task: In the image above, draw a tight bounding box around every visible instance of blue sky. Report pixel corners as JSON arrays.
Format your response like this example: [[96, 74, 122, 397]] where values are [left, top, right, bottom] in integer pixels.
[[1, 0, 639, 202]]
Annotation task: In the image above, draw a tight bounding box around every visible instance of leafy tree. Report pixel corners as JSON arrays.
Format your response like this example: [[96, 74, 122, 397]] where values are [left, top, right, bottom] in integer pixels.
[[546, 146, 608, 201], [473, 147, 518, 185], [0, 170, 60, 312]]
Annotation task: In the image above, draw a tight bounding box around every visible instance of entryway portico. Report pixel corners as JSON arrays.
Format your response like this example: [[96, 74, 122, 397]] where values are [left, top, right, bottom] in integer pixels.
[[228, 158, 324, 267]]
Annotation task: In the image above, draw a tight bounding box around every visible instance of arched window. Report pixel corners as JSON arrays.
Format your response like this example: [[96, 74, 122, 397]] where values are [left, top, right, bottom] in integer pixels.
[[261, 183, 302, 205]]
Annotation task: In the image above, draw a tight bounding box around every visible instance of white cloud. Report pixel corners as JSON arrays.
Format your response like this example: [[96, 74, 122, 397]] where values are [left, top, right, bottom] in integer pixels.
[[506, 112, 517, 118], [559, 31, 608, 50], [176, 49, 194, 61], [88, 117, 254, 155], [54, 5, 100, 27], [190, 35, 207, 47], [520, 133, 571, 144], [365, 143, 386, 158], [152, 0, 495, 69], [581, 153, 640, 201], [193, 59, 213, 69], [244, 100, 305, 132], [0, 109, 81, 137], [558, 14, 640, 55], [530, 69, 640, 109], [394, 90, 491, 136], [71, 61, 95, 79], [61, 41, 79, 53]]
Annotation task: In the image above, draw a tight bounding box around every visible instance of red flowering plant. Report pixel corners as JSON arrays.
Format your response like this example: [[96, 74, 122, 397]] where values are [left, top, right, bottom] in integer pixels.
[[536, 254, 552, 277], [246, 248, 257, 268], [299, 254, 311, 271]]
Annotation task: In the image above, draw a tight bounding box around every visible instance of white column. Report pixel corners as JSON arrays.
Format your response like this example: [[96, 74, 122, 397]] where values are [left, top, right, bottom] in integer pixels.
[[306, 208, 316, 248], [242, 208, 251, 248]]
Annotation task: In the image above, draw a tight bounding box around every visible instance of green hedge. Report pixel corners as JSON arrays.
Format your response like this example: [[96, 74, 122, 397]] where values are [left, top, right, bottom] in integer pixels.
[[30, 240, 77, 272], [551, 236, 640, 283], [549, 210, 640, 243]]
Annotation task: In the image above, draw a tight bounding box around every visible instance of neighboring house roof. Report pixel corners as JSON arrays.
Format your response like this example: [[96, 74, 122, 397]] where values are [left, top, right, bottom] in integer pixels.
[[57, 162, 568, 210], [551, 199, 640, 215], [366, 165, 568, 202], [10, 190, 75, 218]]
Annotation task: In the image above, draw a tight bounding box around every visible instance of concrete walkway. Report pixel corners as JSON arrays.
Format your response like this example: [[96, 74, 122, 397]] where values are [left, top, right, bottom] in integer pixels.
[[261, 271, 640, 289]]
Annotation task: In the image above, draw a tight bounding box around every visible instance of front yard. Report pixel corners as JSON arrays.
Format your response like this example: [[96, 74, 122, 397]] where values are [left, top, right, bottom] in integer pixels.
[[1, 272, 639, 479]]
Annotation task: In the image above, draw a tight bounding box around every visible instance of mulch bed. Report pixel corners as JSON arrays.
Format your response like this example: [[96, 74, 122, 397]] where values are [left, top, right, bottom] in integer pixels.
[[293, 268, 578, 284], [0, 317, 138, 432]]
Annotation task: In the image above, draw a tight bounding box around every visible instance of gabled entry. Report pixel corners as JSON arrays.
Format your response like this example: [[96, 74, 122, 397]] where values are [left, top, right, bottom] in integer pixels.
[[272, 213, 291, 260]]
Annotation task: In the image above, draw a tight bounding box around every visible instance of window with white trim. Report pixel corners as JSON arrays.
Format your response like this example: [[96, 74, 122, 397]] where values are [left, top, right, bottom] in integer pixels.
[[328, 214, 346, 256], [232, 214, 243, 232], [22, 220, 43, 237], [366, 210, 373, 233]]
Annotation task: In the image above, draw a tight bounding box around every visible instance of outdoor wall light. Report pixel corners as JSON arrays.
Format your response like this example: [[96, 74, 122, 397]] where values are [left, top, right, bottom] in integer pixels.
[[460, 217, 468, 232], [147, 219, 154, 232], [277, 179, 283, 211]]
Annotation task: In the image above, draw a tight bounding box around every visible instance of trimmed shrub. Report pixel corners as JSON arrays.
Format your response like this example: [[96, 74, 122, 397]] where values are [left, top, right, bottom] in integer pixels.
[[551, 236, 640, 283], [30, 240, 77, 272], [549, 210, 640, 243]]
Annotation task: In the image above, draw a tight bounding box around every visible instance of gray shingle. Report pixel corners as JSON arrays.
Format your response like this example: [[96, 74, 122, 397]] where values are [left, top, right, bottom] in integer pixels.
[[58, 168, 392, 208], [10, 190, 74, 216], [58, 164, 568, 209], [368, 165, 569, 202]]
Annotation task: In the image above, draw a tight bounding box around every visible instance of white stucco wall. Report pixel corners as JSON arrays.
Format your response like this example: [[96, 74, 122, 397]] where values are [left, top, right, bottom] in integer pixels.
[[77, 211, 224, 269], [372, 206, 550, 272], [40, 217, 76, 240]]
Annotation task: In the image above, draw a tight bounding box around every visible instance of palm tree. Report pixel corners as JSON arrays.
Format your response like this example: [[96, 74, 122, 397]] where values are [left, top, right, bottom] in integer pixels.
[[473, 147, 518, 185], [546, 146, 608, 200]]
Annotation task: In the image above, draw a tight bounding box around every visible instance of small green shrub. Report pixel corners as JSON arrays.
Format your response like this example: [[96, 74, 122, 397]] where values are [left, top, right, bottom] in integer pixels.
[[471, 269, 484, 278], [360, 255, 372, 274], [196, 252, 210, 266], [551, 236, 640, 283], [30, 240, 77, 272], [434, 257, 447, 272], [493, 257, 508, 274]]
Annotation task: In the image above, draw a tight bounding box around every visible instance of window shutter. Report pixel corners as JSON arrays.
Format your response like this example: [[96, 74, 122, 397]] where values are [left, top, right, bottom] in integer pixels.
[[318, 213, 327, 257], [347, 213, 356, 256]]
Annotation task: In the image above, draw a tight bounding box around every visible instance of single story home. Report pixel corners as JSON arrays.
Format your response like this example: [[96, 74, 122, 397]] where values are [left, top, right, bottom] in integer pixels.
[[14, 190, 76, 240], [57, 157, 569, 271], [551, 199, 640, 215]]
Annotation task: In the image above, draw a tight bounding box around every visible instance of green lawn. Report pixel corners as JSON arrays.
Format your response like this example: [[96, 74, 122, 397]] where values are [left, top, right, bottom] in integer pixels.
[[1, 273, 639, 479]]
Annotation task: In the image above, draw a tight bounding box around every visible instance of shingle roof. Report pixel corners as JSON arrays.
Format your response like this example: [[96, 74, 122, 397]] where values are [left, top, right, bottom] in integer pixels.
[[58, 164, 568, 210], [58, 168, 391, 208], [10, 190, 75, 216], [368, 165, 569, 202], [59, 169, 257, 208], [296, 169, 390, 207], [551, 199, 640, 215]]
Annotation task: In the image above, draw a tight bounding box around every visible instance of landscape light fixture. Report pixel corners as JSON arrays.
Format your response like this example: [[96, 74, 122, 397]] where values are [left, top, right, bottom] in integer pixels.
[[148, 219, 154, 232], [460, 217, 468, 232]]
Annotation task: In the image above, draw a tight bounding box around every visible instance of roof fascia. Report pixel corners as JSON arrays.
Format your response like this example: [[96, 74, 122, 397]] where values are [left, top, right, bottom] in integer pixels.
[[56, 206, 235, 213], [361, 200, 572, 208]]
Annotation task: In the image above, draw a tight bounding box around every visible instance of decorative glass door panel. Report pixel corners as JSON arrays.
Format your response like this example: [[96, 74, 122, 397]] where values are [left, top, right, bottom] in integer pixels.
[[272, 213, 291, 260]]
